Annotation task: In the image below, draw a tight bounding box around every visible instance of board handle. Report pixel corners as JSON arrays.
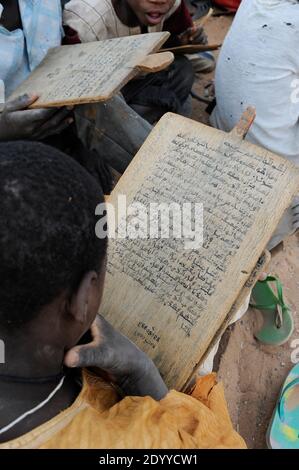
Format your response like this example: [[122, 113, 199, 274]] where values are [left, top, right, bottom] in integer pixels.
[[229, 107, 256, 141], [135, 52, 174, 74]]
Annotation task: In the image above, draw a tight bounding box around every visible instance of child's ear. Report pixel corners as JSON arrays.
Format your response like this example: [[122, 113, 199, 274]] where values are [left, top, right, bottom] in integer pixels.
[[69, 271, 99, 325]]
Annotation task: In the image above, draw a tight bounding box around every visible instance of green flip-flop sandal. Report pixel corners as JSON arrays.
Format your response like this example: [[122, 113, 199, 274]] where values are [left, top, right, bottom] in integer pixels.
[[250, 276, 294, 346]]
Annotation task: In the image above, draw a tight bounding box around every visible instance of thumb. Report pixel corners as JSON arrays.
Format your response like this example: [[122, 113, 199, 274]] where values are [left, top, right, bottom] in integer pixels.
[[64, 347, 80, 368], [64, 343, 98, 368], [5, 94, 39, 112], [64, 321, 104, 368]]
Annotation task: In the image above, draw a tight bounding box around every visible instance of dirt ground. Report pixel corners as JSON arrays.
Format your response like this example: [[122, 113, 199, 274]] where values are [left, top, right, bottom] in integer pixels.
[[191, 14, 299, 449]]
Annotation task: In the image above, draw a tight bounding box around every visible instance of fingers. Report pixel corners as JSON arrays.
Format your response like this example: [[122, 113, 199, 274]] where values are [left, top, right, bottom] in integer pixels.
[[10, 108, 58, 127], [178, 26, 208, 46], [188, 26, 198, 38], [189, 26, 208, 45], [178, 27, 192, 45], [35, 116, 74, 140], [36, 107, 73, 132], [5, 94, 39, 112], [4, 108, 59, 140], [4, 105, 73, 140], [33, 107, 74, 139], [181, 26, 194, 36]]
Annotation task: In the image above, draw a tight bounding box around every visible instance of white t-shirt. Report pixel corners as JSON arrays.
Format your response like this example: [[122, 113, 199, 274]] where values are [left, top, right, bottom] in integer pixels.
[[211, 0, 299, 167], [63, 0, 181, 42]]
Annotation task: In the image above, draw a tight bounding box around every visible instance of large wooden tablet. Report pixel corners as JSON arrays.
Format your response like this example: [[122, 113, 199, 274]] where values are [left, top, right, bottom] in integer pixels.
[[9, 32, 171, 109], [100, 109, 299, 390]]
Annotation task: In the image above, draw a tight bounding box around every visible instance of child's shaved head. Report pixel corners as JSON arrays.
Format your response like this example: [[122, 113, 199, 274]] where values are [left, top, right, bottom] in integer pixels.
[[0, 141, 107, 329]]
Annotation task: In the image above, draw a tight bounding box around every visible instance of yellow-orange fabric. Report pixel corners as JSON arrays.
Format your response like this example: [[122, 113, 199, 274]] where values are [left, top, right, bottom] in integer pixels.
[[0, 371, 246, 449]]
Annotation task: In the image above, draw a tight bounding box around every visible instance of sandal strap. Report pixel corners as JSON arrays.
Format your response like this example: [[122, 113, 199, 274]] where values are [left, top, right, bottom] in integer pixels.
[[278, 377, 299, 435], [250, 302, 279, 311], [250, 276, 288, 313], [250, 276, 288, 326], [276, 304, 283, 329]]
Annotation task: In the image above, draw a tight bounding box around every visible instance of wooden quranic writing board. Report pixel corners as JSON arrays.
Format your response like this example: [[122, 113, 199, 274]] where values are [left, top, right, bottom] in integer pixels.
[[9, 33, 171, 108], [100, 109, 299, 390]]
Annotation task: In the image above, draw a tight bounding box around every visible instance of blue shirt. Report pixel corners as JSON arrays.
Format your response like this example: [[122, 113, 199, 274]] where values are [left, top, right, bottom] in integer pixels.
[[0, 0, 63, 98]]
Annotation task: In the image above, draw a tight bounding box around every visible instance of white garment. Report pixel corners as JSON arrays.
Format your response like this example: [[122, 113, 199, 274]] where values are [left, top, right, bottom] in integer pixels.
[[199, 293, 251, 375], [212, 0, 299, 165], [211, 0, 299, 248], [63, 0, 181, 42]]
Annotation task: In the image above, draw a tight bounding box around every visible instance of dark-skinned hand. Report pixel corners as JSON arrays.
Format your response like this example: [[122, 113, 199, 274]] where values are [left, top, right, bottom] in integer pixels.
[[178, 25, 208, 46], [64, 314, 168, 400], [0, 94, 74, 141]]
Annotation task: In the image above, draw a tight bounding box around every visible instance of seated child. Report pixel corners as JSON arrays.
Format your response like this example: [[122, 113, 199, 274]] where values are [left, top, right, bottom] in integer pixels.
[[63, 0, 208, 123], [0, 0, 152, 179], [0, 141, 245, 449], [210, 0, 299, 250]]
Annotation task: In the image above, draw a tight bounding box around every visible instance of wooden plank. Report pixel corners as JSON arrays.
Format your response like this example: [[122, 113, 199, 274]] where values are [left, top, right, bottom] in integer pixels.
[[9, 33, 170, 109], [101, 111, 299, 390], [160, 43, 220, 54]]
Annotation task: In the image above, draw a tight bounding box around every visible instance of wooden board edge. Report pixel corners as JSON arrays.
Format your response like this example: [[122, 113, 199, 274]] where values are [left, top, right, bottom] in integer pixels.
[[136, 52, 174, 74], [182, 251, 271, 392], [13, 32, 171, 109], [27, 92, 116, 109]]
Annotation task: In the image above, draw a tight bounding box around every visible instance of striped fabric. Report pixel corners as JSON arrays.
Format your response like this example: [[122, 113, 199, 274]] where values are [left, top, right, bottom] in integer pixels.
[[63, 0, 181, 42]]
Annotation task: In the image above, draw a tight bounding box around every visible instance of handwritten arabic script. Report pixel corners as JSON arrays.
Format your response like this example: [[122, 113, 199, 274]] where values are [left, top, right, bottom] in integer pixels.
[[107, 133, 288, 337], [11, 34, 166, 104]]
